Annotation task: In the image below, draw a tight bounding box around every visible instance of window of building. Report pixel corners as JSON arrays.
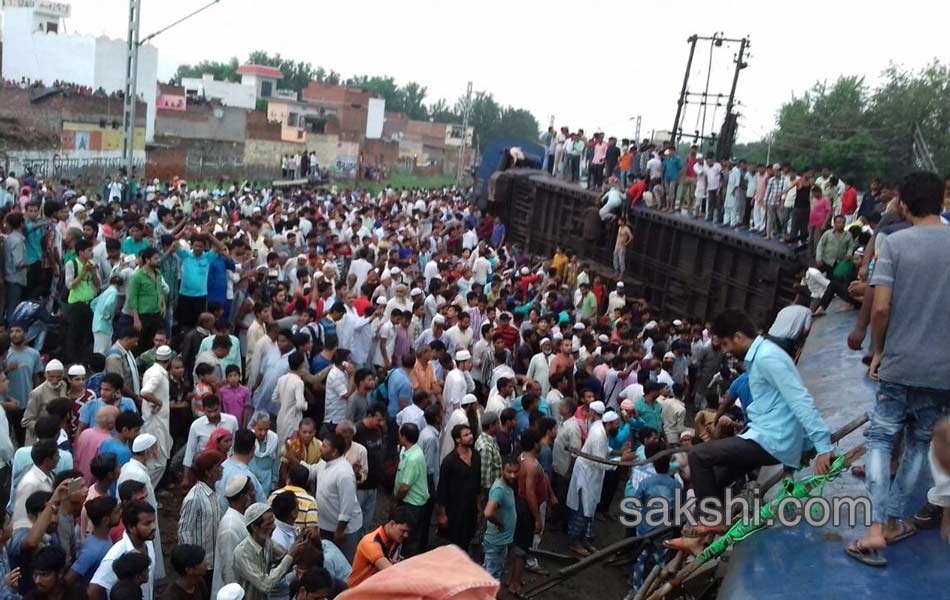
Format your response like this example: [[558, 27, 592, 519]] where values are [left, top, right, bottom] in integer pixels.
[[261, 81, 273, 98]]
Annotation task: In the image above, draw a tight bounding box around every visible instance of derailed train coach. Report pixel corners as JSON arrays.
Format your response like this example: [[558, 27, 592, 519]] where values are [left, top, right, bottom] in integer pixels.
[[488, 168, 805, 327]]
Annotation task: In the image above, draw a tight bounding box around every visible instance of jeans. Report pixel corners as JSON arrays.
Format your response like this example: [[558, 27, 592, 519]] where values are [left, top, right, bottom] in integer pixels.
[[613, 248, 626, 274], [483, 544, 509, 580], [866, 381, 950, 523], [4, 282, 23, 325], [357, 488, 378, 533], [789, 207, 809, 242], [590, 163, 605, 188], [705, 190, 719, 221], [62, 301, 93, 365]]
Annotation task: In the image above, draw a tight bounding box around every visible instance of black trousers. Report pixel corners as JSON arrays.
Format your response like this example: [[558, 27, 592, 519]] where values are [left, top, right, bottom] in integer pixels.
[[136, 313, 164, 356], [789, 207, 810, 242], [399, 500, 429, 557], [591, 163, 605, 188], [819, 276, 861, 310], [63, 301, 93, 365], [688, 436, 779, 513], [598, 468, 621, 514], [176, 294, 207, 329]]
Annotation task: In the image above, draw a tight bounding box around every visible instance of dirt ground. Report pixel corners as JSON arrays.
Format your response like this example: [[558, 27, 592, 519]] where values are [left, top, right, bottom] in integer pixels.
[[155, 485, 632, 600]]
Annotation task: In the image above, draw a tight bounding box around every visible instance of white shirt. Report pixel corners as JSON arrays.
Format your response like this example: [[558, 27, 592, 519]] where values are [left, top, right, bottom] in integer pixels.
[[443, 368, 473, 408], [274, 371, 307, 442], [324, 366, 350, 426], [183, 414, 239, 468], [445, 325, 473, 353], [472, 256, 491, 286], [396, 403, 426, 433], [90, 533, 156, 600], [12, 465, 52, 530], [462, 229, 478, 250], [646, 157, 663, 179], [347, 258, 373, 291], [314, 457, 362, 534], [374, 321, 396, 368]]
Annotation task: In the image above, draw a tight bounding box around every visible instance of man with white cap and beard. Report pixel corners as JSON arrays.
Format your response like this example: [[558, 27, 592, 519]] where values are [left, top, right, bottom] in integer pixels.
[[211, 474, 256, 598], [441, 393, 481, 463], [118, 433, 165, 579], [566, 402, 619, 556], [21, 359, 66, 445], [233, 502, 304, 600], [140, 345, 173, 487]]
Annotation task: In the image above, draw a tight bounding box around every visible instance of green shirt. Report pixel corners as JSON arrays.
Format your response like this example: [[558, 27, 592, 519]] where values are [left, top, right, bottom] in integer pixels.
[[126, 267, 165, 315], [394, 444, 429, 507], [580, 291, 597, 320], [484, 478, 516, 550]]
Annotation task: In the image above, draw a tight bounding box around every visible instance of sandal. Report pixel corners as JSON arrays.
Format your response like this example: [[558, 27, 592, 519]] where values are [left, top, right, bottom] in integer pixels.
[[845, 541, 887, 567], [884, 521, 916, 545]]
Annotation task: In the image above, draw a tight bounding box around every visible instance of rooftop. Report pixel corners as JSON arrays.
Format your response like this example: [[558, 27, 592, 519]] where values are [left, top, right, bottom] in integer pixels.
[[236, 64, 283, 80]]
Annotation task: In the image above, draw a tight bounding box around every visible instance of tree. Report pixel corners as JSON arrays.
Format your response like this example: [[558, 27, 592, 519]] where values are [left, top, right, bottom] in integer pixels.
[[428, 98, 457, 124], [741, 62, 950, 186], [399, 82, 428, 120], [171, 57, 239, 84]]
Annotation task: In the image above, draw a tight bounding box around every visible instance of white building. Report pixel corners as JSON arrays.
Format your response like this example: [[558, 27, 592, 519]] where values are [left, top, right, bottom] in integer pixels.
[[182, 64, 283, 111], [366, 97, 385, 139], [0, 0, 160, 141]]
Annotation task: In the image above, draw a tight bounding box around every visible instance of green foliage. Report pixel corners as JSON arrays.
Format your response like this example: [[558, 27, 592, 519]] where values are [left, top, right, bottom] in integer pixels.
[[360, 169, 470, 196], [172, 57, 239, 84], [742, 61, 950, 186]]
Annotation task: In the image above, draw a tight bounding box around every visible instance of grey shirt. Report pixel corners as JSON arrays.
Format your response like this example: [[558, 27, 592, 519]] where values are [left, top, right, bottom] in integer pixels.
[[768, 305, 813, 340], [4, 230, 26, 286], [870, 225, 950, 389]]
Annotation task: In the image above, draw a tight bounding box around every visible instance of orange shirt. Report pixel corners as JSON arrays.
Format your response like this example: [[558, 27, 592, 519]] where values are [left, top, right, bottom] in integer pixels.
[[349, 526, 401, 588], [410, 361, 440, 396], [619, 152, 634, 172]]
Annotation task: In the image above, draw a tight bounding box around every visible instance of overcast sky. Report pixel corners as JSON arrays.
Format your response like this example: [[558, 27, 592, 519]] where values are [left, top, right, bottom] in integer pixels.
[[64, 0, 944, 143]]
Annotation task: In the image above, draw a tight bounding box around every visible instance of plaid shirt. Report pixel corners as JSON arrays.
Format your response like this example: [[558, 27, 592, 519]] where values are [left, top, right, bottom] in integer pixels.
[[764, 176, 785, 206], [475, 432, 502, 490]]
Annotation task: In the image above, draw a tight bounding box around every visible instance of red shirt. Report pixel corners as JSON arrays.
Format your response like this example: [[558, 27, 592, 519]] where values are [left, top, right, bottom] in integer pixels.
[[840, 187, 858, 215], [354, 295, 372, 317], [686, 154, 698, 179], [495, 323, 521, 352], [627, 180, 648, 205]]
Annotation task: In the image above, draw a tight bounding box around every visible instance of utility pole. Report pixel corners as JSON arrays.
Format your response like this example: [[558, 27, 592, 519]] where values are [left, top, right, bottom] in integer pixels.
[[122, 0, 223, 177], [719, 36, 749, 160], [671, 35, 698, 145], [121, 0, 142, 178], [456, 81, 473, 186]]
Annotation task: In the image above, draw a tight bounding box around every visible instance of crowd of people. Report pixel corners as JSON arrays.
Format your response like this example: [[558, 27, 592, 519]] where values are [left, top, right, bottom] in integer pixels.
[[0, 154, 946, 600]]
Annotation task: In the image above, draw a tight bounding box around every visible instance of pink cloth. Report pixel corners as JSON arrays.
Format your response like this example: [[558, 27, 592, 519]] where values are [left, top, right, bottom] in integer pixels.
[[810, 197, 832, 228], [219, 384, 250, 425], [74, 428, 113, 485], [337, 545, 498, 600]]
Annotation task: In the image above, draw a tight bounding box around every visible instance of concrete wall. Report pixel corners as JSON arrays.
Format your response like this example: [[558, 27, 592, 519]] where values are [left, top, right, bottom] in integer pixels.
[[180, 75, 256, 110], [0, 87, 147, 179], [1, 7, 159, 141], [154, 103, 248, 144]]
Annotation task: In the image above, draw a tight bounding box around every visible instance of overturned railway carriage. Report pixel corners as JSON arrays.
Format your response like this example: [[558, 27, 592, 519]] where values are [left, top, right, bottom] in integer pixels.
[[489, 169, 804, 326]]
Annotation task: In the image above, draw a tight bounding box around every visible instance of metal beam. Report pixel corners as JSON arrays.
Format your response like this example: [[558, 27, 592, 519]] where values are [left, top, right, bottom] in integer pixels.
[[122, 0, 141, 178]]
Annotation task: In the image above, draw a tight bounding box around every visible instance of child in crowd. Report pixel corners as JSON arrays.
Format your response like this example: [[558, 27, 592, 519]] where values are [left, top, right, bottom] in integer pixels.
[[166, 544, 208, 600], [219, 365, 251, 427], [191, 363, 217, 418], [109, 551, 152, 600]]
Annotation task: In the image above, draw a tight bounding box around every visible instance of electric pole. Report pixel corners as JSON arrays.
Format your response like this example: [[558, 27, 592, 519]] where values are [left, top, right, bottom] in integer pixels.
[[122, 0, 142, 178], [122, 0, 223, 177], [457, 81, 473, 186], [671, 35, 698, 145]]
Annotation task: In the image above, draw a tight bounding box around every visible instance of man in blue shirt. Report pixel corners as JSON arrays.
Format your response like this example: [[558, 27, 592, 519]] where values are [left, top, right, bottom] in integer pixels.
[[170, 233, 226, 328], [671, 309, 832, 555]]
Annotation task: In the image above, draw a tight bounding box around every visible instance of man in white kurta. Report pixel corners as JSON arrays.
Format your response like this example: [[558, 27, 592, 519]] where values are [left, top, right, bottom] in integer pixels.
[[273, 368, 306, 444], [566, 404, 618, 552], [140, 347, 173, 487], [211, 474, 254, 599], [440, 394, 480, 463], [118, 433, 165, 579], [442, 350, 475, 413]]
